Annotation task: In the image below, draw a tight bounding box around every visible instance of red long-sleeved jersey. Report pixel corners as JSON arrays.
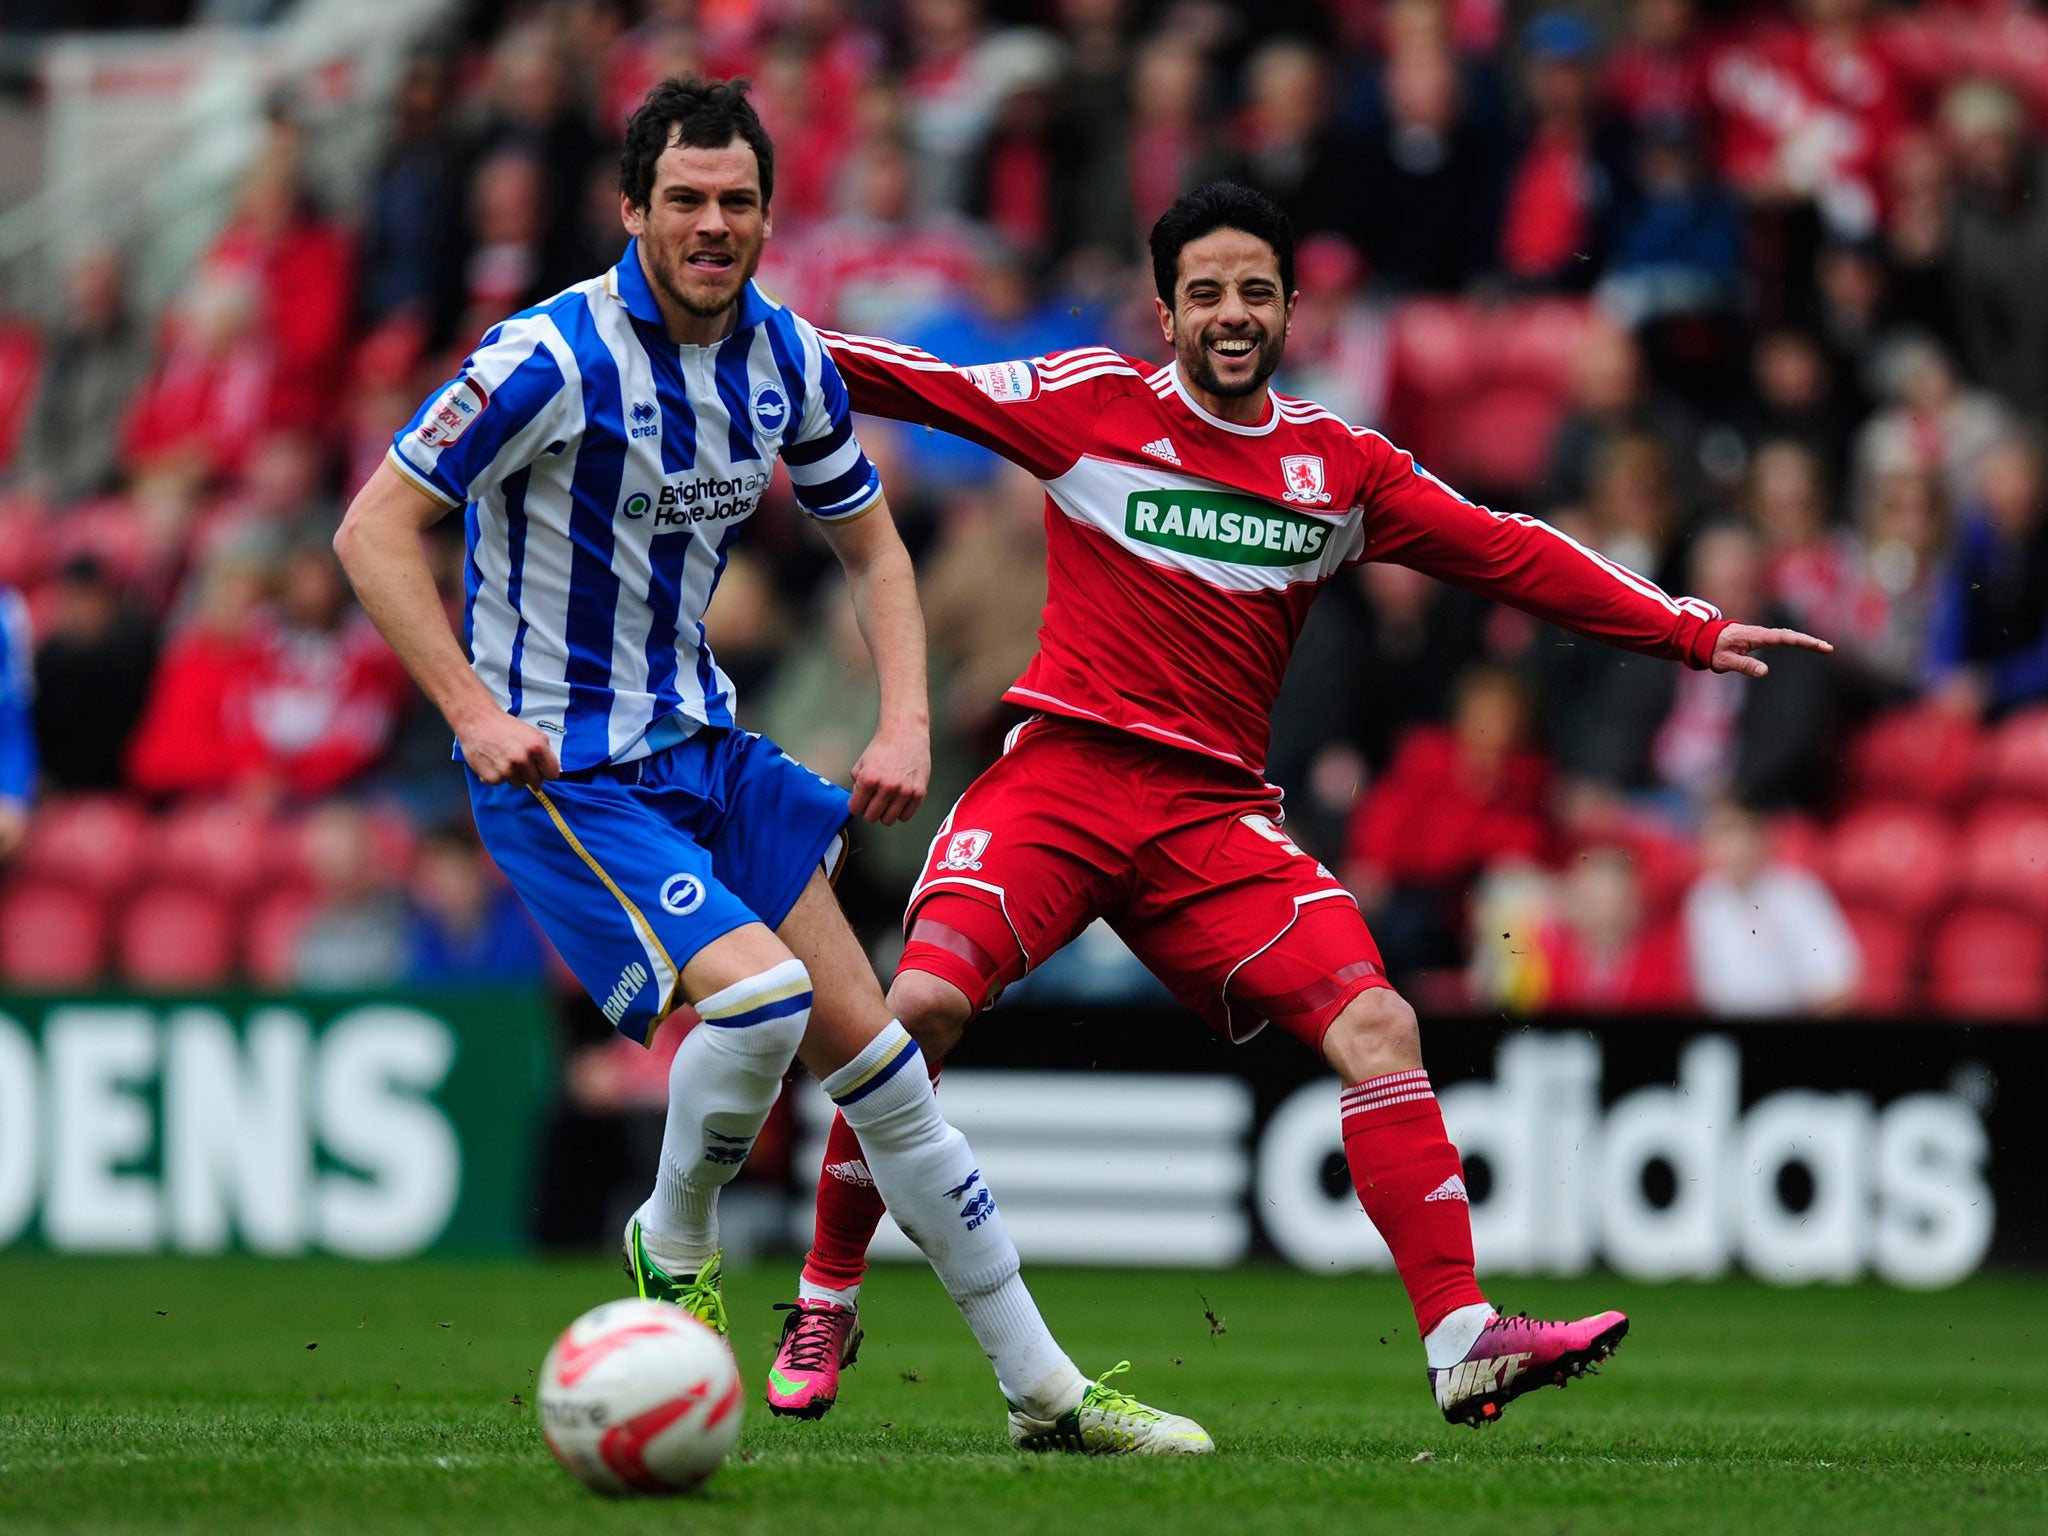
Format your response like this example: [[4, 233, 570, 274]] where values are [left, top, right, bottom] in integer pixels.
[[823, 334, 1729, 777]]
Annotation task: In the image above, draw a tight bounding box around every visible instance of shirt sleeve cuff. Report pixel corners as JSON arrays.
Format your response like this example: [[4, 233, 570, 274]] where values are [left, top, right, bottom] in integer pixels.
[[386, 446, 460, 508], [1686, 618, 1730, 670]]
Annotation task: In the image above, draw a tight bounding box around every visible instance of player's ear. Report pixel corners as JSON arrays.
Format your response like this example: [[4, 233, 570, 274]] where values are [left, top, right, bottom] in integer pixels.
[[1155, 296, 1174, 345], [1285, 290, 1299, 331], [621, 192, 646, 238]]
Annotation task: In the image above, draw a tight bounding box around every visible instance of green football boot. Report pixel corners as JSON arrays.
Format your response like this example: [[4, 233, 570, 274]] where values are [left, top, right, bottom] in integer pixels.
[[621, 1216, 728, 1336], [1006, 1360, 1214, 1455]]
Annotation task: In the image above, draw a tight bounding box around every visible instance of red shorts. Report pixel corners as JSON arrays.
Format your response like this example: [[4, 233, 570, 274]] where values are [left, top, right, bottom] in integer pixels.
[[900, 716, 1391, 1047]]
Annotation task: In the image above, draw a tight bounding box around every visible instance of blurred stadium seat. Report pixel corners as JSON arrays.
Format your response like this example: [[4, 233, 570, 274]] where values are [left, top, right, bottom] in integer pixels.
[[1958, 801, 2048, 914], [1985, 706, 2048, 801], [16, 795, 149, 898], [0, 881, 106, 986], [1839, 704, 1981, 809], [242, 886, 315, 991], [1768, 813, 1827, 871], [1841, 905, 1915, 1015], [1822, 802, 1958, 919], [149, 798, 284, 901], [1927, 907, 2048, 1019], [117, 885, 236, 990], [0, 510, 49, 591], [1388, 298, 1593, 497]]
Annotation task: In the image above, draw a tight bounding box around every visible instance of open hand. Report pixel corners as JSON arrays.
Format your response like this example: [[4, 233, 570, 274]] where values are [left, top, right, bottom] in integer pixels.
[[1710, 624, 1833, 678], [850, 723, 929, 826]]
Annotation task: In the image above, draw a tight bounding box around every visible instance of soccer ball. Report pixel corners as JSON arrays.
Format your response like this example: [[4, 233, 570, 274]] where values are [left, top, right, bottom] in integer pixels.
[[537, 1298, 742, 1495]]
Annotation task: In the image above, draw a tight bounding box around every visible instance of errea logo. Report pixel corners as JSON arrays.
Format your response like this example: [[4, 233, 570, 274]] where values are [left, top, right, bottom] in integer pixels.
[[628, 400, 658, 439]]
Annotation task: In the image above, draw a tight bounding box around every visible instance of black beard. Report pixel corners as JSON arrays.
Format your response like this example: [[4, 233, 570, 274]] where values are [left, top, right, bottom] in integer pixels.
[[652, 242, 760, 318], [1180, 327, 1284, 398]]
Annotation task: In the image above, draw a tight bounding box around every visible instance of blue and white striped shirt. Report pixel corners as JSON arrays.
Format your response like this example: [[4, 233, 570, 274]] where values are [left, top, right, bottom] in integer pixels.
[[389, 241, 882, 772]]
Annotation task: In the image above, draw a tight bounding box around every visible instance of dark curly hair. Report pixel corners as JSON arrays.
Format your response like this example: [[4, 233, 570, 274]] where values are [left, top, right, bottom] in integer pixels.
[[1148, 182, 1295, 307], [620, 75, 775, 210]]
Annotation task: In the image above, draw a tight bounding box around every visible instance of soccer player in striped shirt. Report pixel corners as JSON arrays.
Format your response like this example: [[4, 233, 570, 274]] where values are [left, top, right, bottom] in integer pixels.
[[768, 182, 1834, 1428], [336, 77, 1207, 1456]]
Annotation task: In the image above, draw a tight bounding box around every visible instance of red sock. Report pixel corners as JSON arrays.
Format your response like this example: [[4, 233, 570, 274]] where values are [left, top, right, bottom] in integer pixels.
[[800, 1060, 941, 1293], [1340, 1070, 1487, 1337]]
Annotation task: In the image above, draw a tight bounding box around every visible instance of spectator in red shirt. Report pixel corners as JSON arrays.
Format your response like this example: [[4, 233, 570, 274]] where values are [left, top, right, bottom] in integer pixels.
[[778, 136, 980, 334], [128, 536, 411, 802], [1706, 0, 1917, 238], [1605, 0, 1714, 135], [1498, 11, 1629, 289], [1535, 845, 1692, 1012], [1345, 664, 1555, 976]]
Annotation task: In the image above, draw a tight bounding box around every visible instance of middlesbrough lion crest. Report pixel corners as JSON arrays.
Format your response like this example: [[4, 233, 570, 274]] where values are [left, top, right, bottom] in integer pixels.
[[1280, 454, 1332, 504], [938, 828, 992, 871]]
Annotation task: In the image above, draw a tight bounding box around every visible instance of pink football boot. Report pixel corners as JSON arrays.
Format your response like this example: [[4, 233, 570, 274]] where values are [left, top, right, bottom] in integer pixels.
[[764, 1300, 864, 1420], [1430, 1309, 1629, 1427]]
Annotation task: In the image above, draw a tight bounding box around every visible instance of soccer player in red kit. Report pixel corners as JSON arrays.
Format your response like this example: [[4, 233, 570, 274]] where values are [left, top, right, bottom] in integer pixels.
[[764, 183, 1831, 1428]]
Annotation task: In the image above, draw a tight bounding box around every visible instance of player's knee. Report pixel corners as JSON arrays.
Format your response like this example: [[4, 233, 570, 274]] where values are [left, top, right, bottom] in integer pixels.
[[694, 957, 815, 1068], [887, 969, 974, 1060], [1321, 987, 1421, 1083]]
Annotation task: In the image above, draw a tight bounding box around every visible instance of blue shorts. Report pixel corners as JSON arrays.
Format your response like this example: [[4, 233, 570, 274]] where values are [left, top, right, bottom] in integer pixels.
[[469, 726, 851, 1044]]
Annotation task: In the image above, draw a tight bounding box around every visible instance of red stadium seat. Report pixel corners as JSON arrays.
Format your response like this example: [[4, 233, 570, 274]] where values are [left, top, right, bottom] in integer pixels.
[[1984, 706, 2048, 801], [117, 884, 235, 990], [1927, 907, 2048, 1020], [1492, 299, 1596, 392], [1958, 801, 2048, 914], [16, 795, 149, 898], [0, 510, 49, 590], [1822, 803, 1958, 919], [1841, 905, 1915, 1016], [148, 798, 283, 900], [1839, 704, 1980, 809], [242, 886, 315, 991], [1443, 385, 1570, 497], [0, 881, 107, 986], [1768, 813, 1827, 872], [1387, 299, 1594, 498]]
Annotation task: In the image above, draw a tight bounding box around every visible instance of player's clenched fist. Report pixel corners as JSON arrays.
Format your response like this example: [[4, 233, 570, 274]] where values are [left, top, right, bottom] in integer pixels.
[[458, 710, 561, 789], [850, 725, 929, 826]]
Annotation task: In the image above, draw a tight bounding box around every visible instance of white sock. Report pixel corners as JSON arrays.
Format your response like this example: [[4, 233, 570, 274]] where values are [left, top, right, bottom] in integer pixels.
[[642, 959, 812, 1274], [797, 1277, 861, 1311], [823, 1022, 1088, 1417], [1424, 1302, 1498, 1369]]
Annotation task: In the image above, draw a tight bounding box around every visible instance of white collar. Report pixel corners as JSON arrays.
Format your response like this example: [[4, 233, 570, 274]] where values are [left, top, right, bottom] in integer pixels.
[[1171, 363, 1279, 436]]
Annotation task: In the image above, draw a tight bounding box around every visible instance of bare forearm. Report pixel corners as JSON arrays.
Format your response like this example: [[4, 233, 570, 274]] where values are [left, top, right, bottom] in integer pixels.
[[844, 526, 930, 734], [334, 466, 497, 734]]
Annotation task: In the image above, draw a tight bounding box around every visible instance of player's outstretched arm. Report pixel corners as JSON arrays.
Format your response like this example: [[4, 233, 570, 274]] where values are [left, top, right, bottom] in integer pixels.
[[1708, 623, 1835, 678], [815, 491, 930, 826], [335, 460, 559, 789]]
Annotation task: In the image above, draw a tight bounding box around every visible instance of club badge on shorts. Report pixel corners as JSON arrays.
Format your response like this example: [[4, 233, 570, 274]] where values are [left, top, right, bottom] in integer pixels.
[[937, 829, 992, 872]]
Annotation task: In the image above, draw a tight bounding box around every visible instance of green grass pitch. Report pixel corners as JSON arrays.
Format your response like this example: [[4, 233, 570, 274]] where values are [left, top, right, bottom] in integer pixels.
[[2, 1255, 2044, 1535]]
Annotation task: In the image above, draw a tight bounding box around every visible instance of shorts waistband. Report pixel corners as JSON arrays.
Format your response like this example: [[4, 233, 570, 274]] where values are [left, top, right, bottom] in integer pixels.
[[552, 724, 715, 786]]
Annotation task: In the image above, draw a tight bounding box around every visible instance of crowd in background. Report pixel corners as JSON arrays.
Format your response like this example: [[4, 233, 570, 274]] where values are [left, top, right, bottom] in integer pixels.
[[4, 0, 2048, 1027]]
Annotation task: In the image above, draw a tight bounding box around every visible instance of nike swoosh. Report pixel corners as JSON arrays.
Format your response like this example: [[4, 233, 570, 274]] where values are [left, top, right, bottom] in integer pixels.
[[767, 1366, 807, 1397]]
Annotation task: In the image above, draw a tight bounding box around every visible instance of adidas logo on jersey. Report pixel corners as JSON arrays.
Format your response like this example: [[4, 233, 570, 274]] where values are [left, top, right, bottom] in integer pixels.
[[1425, 1175, 1469, 1204], [1141, 437, 1182, 466]]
